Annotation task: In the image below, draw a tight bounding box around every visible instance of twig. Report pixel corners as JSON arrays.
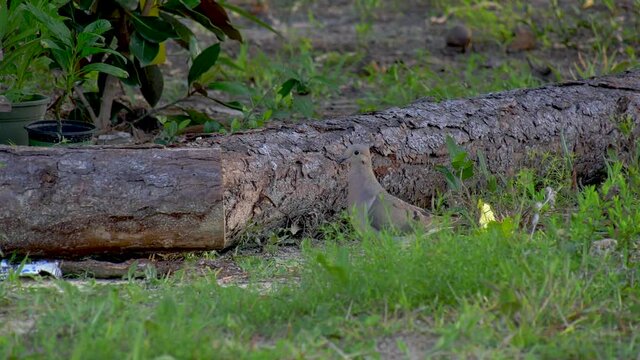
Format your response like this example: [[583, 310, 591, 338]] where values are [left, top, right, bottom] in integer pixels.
[[97, 75, 122, 132], [323, 337, 349, 360], [73, 85, 98, 125], [129, 91, 195, 124]]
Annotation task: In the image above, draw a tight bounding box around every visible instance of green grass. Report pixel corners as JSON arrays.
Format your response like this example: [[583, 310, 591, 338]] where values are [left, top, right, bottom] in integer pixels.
[[3, 150, 640, 358], [4, 2, 640, 357]]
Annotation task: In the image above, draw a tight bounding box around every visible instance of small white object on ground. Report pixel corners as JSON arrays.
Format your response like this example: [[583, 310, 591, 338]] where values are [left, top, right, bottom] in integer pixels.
[[0, 260, 62, 279]]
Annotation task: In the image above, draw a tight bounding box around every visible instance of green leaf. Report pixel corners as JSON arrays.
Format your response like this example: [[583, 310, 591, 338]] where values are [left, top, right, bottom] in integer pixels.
[[110, 56, 140, 87], [207, 81, 252, 96], [77, 32, 102, 49], [445, 135, 461, 158], [460, 165, 474, 181], [23, 3, 72, 48], [159, 12, 195, 49], [80, 63, 129, 78], [130, 32, 159, 66], [139, 64, 164, 107], [163, 0, 199, 10], [40, 39, 63, 51], [230, 118, 242, 132], [221, 2, 281, 38], [203, 120, 222, 133], [51, 48, 73, 73], [210, 98, 244, 111], [178, 119, 191, 130], [79, 46, 127, 62], [0, 4, 9, 37], [435, 165, 460, 191], [161, 4, 226, 40], [188, 43, 220, 86], [278, 78, 300, 98], [130, 15, 178, 43], [451, 152, 468, 169], [115, 0, 138, 11], [83, 19, 112, 36], [184, 109, 212, 125]]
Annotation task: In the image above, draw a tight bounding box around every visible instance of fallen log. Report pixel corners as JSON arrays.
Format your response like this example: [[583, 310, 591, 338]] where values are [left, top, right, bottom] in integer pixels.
[[202, 70, 640, 242], [0, 146, 223, 256], [1, 71, 639, 256]]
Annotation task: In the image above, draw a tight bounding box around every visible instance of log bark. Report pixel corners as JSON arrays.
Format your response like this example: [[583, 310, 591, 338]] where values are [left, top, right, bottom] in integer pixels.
[[1, 71, 639, 255], [0, 146, 223, 256], [200, 70, 640, 242]]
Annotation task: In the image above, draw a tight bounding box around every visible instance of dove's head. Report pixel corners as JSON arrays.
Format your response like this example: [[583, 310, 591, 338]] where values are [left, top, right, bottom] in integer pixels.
[[338, 144, 373, 167]]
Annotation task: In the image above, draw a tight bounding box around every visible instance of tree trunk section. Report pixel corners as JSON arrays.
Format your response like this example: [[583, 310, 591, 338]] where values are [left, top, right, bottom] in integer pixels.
[[200, 70, 640, 243], [0, 146, 223, 257], [1, 71, 639, 255]]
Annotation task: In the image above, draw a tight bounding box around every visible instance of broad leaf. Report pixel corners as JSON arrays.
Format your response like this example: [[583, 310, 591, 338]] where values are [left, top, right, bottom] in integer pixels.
[[80, 63, 129, 78], [77, 32, 103, 50], [79, 46, 127, 62], [188, 43, 220, 86], [130, 32, 159, 66], [115, 0, 138, 11], [139, 64, 164, 107], [435, 165, 461, 191], [108, 56, 140, 87], [130, 15, 177, 43], [159, 12, 194, 45], [445, 135, 461, 158], [41, 39, 63, 51], [203, 120, 222, 133], [161, 5, 226, 40], [51, 48, 73, 73], [23, 3, 72, 48], [278, 78, 300, 97], [83, 19, 112, 36], [184, 109, 213, 125], [195, 0, 242, 42]]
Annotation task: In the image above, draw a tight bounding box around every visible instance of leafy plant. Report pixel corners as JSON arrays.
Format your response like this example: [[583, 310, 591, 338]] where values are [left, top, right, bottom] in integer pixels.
[[436, 135, 475, 192], [25, 2, 128, 120], [31, 0, 267, 132], [0, 0, 60, 102]]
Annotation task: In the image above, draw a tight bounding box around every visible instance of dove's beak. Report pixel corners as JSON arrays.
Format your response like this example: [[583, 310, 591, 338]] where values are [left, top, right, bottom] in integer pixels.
[[337, 156, 348, 165]]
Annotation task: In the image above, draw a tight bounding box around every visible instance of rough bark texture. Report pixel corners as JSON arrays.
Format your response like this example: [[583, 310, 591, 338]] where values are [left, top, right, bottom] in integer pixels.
[[198, 70, 640, 243], [0, 146, 223, 257]]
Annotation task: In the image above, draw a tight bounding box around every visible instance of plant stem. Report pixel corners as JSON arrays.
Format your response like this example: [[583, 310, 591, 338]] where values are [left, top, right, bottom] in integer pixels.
[[73, 85, 98, 124]]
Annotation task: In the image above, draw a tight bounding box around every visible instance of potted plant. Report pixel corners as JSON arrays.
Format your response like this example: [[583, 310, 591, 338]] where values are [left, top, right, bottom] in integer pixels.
[[23, 2, 128, 146], [0, 0, 56, 145]]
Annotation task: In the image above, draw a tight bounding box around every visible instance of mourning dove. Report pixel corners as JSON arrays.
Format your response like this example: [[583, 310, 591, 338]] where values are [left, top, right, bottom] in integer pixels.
[[338, 144, 433, 234]]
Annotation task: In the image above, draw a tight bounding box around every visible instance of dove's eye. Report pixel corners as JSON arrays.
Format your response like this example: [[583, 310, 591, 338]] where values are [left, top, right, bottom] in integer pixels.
[[354, 150, 360, 155]]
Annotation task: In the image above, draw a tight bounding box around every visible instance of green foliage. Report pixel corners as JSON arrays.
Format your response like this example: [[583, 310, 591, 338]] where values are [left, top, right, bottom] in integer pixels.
[[436, 135, 476, 196], [25, 2, 128, 119], [26, 0, 250, 130], [0, 0, 60, 102]]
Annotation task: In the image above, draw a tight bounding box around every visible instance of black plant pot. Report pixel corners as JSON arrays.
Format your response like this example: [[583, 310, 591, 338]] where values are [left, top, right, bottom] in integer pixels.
[[25, 120, 96, 146]]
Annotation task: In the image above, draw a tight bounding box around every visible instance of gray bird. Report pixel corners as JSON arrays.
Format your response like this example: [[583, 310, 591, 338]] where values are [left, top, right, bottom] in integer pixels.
[[338, 144, 433, 234]]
